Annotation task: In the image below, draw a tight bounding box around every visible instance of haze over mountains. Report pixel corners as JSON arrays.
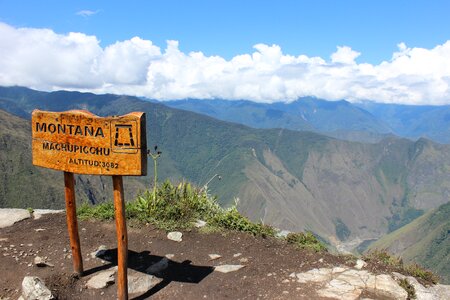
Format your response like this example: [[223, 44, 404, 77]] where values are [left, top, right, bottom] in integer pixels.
[[1, 86, 449, 257], [165, 98, 450, 144]]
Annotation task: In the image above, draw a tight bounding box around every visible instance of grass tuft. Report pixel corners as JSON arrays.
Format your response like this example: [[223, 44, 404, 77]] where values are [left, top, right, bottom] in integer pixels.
[[286, 232, 327, 252], [77, 180, 325, 251], [398, 278, 416, 300], [364, 249, 439, 284]]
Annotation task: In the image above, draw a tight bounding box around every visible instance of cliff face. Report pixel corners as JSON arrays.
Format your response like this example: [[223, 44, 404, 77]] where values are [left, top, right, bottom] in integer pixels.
[[238, 137, 450, 250]]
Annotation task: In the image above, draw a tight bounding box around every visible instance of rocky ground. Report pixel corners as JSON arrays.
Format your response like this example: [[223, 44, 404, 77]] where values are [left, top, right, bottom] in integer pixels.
[[0, 209, 449, 300]]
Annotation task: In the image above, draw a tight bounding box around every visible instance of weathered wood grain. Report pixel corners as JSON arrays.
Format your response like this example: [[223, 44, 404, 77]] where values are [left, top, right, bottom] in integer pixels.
[[32, 109, 147, 175]]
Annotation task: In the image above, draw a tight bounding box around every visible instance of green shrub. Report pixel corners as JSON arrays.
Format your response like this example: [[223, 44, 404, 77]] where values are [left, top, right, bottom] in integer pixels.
[[404, 263, 439, 284], [286, 232, 327, 252], [364, 249, 403, 267], [127, 180, 222, 230], [210, 206, 275, 237]]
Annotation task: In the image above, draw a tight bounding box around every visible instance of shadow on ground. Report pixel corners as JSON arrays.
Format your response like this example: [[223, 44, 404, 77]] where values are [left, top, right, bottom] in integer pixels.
[[84, 248, 214, 299]]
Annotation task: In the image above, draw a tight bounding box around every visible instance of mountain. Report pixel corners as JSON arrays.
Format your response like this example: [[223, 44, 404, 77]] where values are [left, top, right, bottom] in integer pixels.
[[165, 98, 450, 145], [163, 98, 393, 143], [367, 201, 450, 284], [356, 101, 450, 144], [2, 86, 450, 252]]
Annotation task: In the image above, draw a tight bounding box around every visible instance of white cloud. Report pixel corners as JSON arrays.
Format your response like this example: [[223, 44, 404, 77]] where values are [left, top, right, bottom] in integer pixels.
[[331, 46, 360, 64], [0, 22, 449, 105], [76, 10, 99, 17]]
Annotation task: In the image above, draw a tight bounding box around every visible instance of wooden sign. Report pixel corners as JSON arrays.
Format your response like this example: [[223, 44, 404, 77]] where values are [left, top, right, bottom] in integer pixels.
[[32, 110, 147, 175], [31, 109, 148, 300]]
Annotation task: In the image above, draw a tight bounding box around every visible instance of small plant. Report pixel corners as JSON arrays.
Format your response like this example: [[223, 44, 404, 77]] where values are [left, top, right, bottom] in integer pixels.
[[364, 249, 402, 267], [210, 205, 275, 237], [147, 145, 162, 207], [404, 263, 439, 284], [398, 278, 416, 299], [27, 207, 34, 214], [364, 249, 439, 285], [286, 232, 327, 252]]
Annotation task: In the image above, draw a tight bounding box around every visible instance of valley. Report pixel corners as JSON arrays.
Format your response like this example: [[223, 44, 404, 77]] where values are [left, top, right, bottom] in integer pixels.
[[1, 86, 449, 258]]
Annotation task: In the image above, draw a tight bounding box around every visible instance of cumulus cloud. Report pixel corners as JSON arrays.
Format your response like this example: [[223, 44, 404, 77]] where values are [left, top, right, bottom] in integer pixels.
[[0, 22, 449, 105]]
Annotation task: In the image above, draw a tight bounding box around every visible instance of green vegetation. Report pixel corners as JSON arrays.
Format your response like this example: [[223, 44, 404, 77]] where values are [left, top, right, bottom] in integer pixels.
[[368, 201, 450, 284], [398, 278, 416, 300], [404, 263, 440, 285], [364, 249, 439, 284], [211, 205, 275, 237], [364, 249, 403, 267], [286, 232, 327, 252], [78, 180, 275, 236]]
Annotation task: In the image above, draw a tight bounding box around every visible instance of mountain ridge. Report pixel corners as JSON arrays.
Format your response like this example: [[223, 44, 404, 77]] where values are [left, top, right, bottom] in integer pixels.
[[1, 86, 450, 253]]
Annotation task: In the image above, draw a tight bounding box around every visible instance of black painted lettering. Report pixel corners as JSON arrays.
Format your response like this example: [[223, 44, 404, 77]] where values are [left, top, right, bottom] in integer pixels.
[[48, 124, 56, 133], [43, 142, 50, 150], [75, 126, 82, 135], [85, 126, 93, 136], [95, 127, 104, 137], [36, 122, 47, 132], [67, 124, 74, 134], [57, 124, 66, 134]]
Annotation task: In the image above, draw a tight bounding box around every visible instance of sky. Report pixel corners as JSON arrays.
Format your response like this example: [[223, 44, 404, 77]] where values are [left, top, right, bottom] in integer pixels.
[[0, 0, 450, 104]]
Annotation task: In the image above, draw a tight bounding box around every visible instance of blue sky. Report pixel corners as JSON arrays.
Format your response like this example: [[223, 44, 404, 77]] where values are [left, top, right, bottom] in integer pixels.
[[0, 0, 450, 104]]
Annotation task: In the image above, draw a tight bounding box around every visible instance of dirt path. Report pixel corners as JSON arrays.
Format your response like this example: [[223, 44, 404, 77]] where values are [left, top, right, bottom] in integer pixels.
[[0, 213, 349, 299]]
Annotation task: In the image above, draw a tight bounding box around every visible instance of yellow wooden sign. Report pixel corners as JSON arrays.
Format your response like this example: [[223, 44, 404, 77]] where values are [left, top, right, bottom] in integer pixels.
[[32, 109, 147, 175]]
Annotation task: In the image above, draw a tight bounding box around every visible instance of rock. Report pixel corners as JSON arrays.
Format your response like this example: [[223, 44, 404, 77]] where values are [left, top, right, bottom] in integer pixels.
[[318, 278, 362, 300], [167, 231, 183, 242], [370, 274, 408, 299], [0, 209, 30, 229], [430, 284, 450, 300], [194, 220, 207, 228], [34, 256, 54, 267], [392, 272, 450, 300], [354, 259, 367, 270], [214, 265, 245, 273], [165, 254, 175, 259], [208, 254, 222, 260], [295, 267, 408, 300], [90, 245, 108, 259], [233, 253, 242, 258], [128, 272, 163, 294], [146, 257, 169, 274], [86, 267, 117, 289], [21, 276, 54, 299], [295, 268, 333, 283], [32, 209, 63, 220], [276, 230, 291, 238], [35, 228, 46, 232]]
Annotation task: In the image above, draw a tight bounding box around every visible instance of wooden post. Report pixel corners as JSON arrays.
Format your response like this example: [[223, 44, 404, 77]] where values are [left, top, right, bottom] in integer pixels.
[[113, 175, 128, 300], [63, 171, 83, 275]]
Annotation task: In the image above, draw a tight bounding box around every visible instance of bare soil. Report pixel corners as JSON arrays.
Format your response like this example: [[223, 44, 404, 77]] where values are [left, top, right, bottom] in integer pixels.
[[0, 213, 356, 299]]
